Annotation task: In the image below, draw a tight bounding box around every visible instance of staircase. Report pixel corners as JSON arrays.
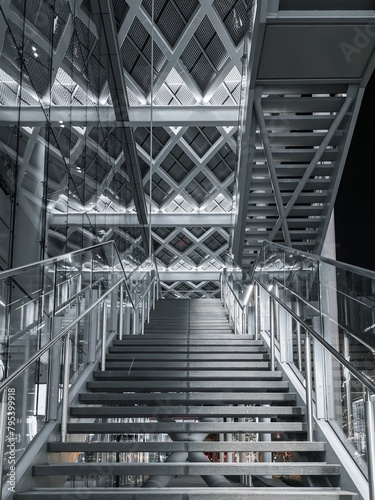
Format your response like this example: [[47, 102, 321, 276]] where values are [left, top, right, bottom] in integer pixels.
[[16, 298, 357, 499]]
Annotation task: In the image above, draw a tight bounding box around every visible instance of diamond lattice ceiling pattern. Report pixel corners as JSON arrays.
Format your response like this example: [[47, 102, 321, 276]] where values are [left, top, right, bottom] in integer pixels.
[[0, 0, 374, 296]]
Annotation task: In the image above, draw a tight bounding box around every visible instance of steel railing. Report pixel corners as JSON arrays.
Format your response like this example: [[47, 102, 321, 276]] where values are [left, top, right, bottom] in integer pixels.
[[0, 241, 160, 488], [221, 241, 375, 500]]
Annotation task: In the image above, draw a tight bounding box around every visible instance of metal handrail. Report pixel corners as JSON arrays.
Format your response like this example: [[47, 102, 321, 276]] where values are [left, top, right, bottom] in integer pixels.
[[255, 279, 375, 395], [273, 278, 375, 356], [3, 278, 106, 345], [0, 241, 113, 280], [223, 274, 244, 310], [134, 276, 156, 309], [0, 277, 125, 394], [262, 241, 375, 281]]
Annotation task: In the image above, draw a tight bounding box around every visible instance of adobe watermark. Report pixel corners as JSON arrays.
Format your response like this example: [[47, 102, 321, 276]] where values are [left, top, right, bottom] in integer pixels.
[[6, 387, 16, 494], [341, 25, 375, 64]]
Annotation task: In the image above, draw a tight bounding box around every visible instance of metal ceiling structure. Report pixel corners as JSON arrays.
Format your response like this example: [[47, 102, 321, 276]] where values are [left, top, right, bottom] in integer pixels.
[[0, 0, 375, 297]]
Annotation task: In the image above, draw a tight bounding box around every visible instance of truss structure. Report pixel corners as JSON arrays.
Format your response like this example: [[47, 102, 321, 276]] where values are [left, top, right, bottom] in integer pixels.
[[0, 0, 374, 296], [0, 0, 251, 297]]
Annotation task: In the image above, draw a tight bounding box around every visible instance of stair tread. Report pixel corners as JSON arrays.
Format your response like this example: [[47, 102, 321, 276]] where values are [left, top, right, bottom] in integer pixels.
[[33, 462, 340, 475], [70, 405, 304, 417], [92, 370, 282, 380], [21, 298, 356, 500], [79, 392, 297, 403], [47, 440, 324, 453], [14, 487, 358, 499], [105, 353, 269, 360], [86, 380, 289, 392], [103, 361, 270, 369], [66, 422, 307, 433], [108, 346, 268, 352]]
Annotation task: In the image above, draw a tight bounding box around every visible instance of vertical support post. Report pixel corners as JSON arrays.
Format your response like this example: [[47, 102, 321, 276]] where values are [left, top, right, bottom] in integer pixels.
[[147, 289, 151, 323], [296, 300, 303, 371], [305, 332, 314, 442], [101, 302, 107, 372], [110, 286, 117, 333], [133, 306, 137, 335], [219, 431, 225, 462], [234, 300, 237, 335], [72, 296, 80, 373], [87, 290, 97, 364], [269, 298, 275, 372], [125, 305, 131, 336], [47, 315, 62, 422], [239, 415, 247, 485], [61, 332, 71, 443], [364, 388, 375, 500], [153, 280, 156, 309], [141, 299, 145, 335], [260, 405, 272, 476], [226, 418, 232, 462], [343, 333, 353, 438], [254, 284, 259, 340], [119, 282, 124, 341]]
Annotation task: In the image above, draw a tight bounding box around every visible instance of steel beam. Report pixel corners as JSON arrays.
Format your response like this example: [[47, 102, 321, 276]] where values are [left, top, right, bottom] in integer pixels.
[[0, 105, 240, 127], [254, 98, 291, 247], [91, 0, 149, 253], [49, 212, 232, 227]]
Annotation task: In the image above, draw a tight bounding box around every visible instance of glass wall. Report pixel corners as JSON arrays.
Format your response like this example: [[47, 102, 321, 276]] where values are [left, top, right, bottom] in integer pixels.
[[0, 0, 147, 274]]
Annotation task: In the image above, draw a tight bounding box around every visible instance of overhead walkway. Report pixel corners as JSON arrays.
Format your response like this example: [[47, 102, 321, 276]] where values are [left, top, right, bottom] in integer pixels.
[[232, 0, 375, 269]]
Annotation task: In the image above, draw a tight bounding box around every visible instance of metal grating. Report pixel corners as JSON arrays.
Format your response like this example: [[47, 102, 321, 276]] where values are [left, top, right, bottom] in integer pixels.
[[214, 0, 248, 46], [121, 17, 166, 94], [0, 0, 248, 297]]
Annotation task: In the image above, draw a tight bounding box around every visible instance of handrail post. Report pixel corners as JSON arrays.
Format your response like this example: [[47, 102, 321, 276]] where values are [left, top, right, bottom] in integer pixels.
[[234, 298, 237, 334], [305, 332, 314, 442], [254, 284, 259, 340], [101, 302, 107, 371], [364, 388, 375, 500], [343, 333, 353, 437], [119, 282, 124, 340], [295, 299, 303, 372], [147, 288, 151, 323], [133, 306, 137, 335], [269, 297, 275, 371], [61, 332, 71, 443], [141, 299, 145, 335]]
